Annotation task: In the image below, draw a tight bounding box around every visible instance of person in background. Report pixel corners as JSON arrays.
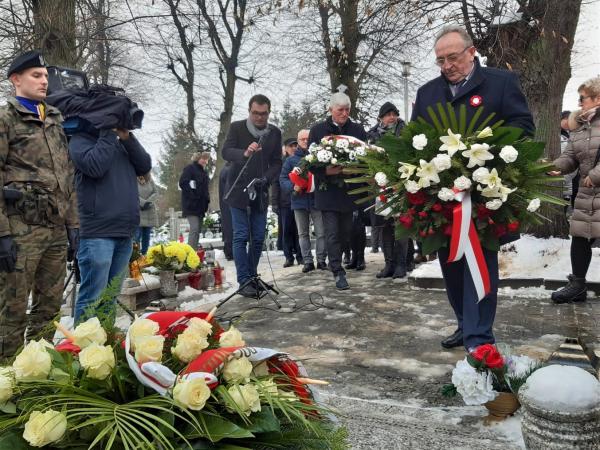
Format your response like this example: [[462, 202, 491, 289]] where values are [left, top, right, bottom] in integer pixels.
[[281, 129, 327, 272], [550, 77, 600, 304], [0, 51, 79, 357], [277, 137, 302, 267], [136, 173, 158, 255], [560, 110, 578, 211], [179, 151, 210, 250], [308, 92, 367, 290], [368, 101, 409, 279], [218, 163, 233, 260]]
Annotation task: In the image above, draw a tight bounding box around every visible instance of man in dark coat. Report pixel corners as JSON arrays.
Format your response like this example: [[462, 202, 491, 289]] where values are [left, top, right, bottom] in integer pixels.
[[277, 137, 302, 267], [218, 163, 233, 260], [222, 94, 282, 297], [179, 151, 210, 250], [411, 25, 534, 352], [308, 92, 367, 290]]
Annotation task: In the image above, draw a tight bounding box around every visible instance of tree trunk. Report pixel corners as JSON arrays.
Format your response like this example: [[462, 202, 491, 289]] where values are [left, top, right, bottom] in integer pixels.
[[470, 0, 582, 237], [32, 0, 77, 67]]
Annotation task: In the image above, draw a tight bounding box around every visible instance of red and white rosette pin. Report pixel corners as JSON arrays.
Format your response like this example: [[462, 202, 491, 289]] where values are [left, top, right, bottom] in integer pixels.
[[447, 190, 491, 302], [470, 95, 483, 107]]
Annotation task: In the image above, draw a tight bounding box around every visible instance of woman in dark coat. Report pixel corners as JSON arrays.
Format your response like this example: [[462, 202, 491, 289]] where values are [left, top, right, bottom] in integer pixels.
[[179, 152, 210, 250]]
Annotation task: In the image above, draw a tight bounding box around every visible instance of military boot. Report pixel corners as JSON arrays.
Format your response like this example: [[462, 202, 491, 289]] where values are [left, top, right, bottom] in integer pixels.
[[551, 274, 587, 304], [376, 234, 395, 278], [392, 239, 408, 279]]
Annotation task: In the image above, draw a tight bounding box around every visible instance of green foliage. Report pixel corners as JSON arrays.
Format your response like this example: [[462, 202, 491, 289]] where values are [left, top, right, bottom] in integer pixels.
[[272, 101, 324, 141]]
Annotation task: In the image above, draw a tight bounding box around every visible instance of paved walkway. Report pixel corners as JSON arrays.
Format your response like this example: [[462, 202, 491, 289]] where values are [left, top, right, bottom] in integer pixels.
[[179, 252, 600, 449]]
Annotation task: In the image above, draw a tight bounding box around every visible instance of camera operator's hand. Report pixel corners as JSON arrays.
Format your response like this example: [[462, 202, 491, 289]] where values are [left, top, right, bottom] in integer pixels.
[[67, 228, 80, 262], [0, 235, 17, 273], [114, 128, 130, 140], [244, 142, 262, 157], [326, 165, 343, 176], [141, 201, 152, 211]]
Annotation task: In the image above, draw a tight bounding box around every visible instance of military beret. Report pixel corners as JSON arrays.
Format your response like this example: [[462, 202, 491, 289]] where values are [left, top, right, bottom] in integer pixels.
[[7, 50, 46, 77]]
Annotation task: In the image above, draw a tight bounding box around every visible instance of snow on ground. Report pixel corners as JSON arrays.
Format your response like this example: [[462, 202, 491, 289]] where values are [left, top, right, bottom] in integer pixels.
[[410, 235, 600, 282]]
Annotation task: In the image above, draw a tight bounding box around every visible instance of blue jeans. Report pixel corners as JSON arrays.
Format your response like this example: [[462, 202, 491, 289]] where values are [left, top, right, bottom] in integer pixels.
[[135, 227, 152, 254], [230, 207, 267, 285], [74, 237, 133, 323]]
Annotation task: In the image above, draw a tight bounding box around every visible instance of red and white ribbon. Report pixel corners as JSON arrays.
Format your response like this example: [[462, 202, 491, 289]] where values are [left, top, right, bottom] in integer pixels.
[[447, 191, 491, 302]]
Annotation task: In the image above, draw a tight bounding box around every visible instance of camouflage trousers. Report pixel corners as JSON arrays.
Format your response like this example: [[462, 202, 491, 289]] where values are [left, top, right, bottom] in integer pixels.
[[0, 217, 67, 358]]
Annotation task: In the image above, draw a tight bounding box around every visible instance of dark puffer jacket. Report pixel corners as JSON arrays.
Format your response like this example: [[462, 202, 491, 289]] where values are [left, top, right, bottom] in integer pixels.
[[553, 109, 600, 239]]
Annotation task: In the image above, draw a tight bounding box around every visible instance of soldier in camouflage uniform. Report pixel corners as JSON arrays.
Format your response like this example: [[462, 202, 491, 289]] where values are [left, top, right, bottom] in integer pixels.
[[0, 51, 79, 358]]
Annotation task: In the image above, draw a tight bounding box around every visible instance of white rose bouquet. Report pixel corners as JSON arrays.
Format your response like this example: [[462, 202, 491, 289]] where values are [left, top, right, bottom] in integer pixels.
[[347, 103, 566, 256], [0, 312, 343, 449]]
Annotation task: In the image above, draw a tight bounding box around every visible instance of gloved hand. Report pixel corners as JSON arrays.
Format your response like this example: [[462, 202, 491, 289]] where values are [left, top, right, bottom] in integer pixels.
[[140, 201, 152, 210], [0, 236, 17, 273], [67, 228, 80, 262], [254, 177, 269, 189]]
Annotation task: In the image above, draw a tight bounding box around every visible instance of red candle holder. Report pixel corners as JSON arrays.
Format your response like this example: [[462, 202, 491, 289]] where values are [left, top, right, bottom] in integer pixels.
[[188, 272, 202, 290], [213, 267, 223, 286]]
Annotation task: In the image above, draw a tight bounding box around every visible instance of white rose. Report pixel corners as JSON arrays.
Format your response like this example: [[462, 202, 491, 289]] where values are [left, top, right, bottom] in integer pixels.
[[305, 154, 314, 163], [252, 362, 270, 377], [134, 335, 165, 363], [437, 188, 456, 202], [432, 153, 452, 171], [355, 146, 367, 157], [404, 180, 420, 194], [335, 138, 349, 149], [453, 176, 472, 191], [476, 127, 494, 139], [173, 377, 211, 411], [23, 409, 67, 447], [374, 172, 388, 187], [222, 356, 253, 384], [412, 134, 428, 150], [72, 317, 107, 348], [330, 157, 338, 164], [79, 344, 115, 380], [320, 137, 329, 145], [527, 198, 541, 212], [485, 199, 503, 210], [256, 378, 278, 396], [219, 326, 245, 348], [0, 368, 14, 403], [129, 318, 159, 350], [472, 167, 490, 183], [451, 359, 498, 406], [499, 145, 519, 163], [172, 331, 209, 363], [13, 341, 52, 380], [186, 318, 213, 337], [226, 384, 261, 416]]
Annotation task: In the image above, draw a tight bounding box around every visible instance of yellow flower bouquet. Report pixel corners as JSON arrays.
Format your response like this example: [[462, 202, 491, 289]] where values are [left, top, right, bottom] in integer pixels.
[[146, 241, 200, 272]]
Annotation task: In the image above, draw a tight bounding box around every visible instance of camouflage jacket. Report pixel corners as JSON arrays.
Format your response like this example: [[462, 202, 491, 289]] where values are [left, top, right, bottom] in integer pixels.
[[0, 97, 78, 236]]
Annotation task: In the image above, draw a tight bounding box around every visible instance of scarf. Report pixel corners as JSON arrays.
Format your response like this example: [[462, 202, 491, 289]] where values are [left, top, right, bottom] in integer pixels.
[[577, 106, 599, 124], [246, 118, 271, 139]]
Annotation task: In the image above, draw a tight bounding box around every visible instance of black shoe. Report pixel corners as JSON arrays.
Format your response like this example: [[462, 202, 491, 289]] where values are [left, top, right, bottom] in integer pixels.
[[317, 261, 328, 270], [345, 258, 357, 270], [296, 257, 303, 265], [441, 329, 463, 349], [342, 255, 351, 266], [551, 274, 587, 304], [302, 262, 315, 273], [392, 266, 407, 279], [335, 274, 350, 290], [238, 283, 259, 298], [371, 248, 379, 253], [376, 263, 395, 279], [283, 258, 295, 268], [355, 259, 366, 271]]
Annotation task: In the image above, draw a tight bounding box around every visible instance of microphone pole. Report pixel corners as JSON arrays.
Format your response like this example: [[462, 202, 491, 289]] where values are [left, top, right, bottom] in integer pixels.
[[223, 131, 269, 202]]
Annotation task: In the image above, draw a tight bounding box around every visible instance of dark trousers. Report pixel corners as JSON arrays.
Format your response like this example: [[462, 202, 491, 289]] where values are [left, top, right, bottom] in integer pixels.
[[135, 226, 152, 255], [322, 211, 353, 276], [437, 246, 499, 350], [220, 201, 233, 259], [280, 206, 301, 261], [350, 211, 367, 260], [571, 236, 593, 278]]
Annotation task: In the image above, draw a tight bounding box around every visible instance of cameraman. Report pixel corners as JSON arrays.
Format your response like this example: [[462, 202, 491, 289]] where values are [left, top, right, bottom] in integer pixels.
[[69, 115, 151, 323], [222, 94, 282, 297], [0, 51, 79, 358]]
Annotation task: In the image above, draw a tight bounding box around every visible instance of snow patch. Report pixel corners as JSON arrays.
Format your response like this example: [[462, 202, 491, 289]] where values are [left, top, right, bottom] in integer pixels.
[[366, 357, 452, 380]]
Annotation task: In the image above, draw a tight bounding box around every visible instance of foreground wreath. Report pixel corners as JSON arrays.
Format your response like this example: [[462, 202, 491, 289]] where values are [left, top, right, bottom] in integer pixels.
[[0, 310, 346, 449]]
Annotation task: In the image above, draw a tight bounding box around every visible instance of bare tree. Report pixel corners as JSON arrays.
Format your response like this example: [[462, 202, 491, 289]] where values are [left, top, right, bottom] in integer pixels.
[[32, 0, 78, 67]]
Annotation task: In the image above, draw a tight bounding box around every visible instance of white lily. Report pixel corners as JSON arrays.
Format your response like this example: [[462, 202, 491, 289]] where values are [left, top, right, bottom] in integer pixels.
[[477, 167, 502, 189], [415, 159, 440, 186], [462, 143, 494, 168], [439, 129, 467, 157], [476, 127, 494, 139], [398, 163, 417, 179], [478, 183, 516, 202]]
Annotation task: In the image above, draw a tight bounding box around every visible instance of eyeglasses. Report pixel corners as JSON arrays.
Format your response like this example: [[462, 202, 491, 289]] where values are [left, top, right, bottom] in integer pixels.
[[579, 95, 593, 103], [435, 47, 471, 67], [250, 110, 269, 117]]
